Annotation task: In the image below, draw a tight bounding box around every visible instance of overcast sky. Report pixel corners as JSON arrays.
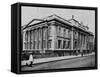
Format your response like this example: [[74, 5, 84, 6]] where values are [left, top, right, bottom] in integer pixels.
[[21, 6, 95, 34]]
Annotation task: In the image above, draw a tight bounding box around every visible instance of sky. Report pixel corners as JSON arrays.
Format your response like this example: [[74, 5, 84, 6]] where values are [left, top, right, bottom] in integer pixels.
[[21, 6, 95, 34]]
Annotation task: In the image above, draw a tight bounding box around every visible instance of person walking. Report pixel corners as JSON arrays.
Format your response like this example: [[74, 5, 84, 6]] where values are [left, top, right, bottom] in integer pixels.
[[29, 53, 34, 67]]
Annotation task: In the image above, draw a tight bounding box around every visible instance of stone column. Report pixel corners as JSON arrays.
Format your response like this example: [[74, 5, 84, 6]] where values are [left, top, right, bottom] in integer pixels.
[[32, 30, 35, 50], [38, 28, 41, 50], [80, 33, 83, 52], [85, 35, 87, 50], [71, 28, 73, 50], [23, 31, 25, 50], [31, 30, 33, 50], [46, 27, 49, 50], [26, 31, 28, 50], [28, 30, 30, 50], [41, 28, 43, 50], [76, 32, 79, 50], [34, 30, 37, 50], [30, 30, 32, 50], [51, 25, 56, 50]]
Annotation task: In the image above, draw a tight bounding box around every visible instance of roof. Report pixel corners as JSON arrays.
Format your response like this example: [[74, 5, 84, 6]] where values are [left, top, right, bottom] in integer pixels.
[[22, 14, 72, 29], [22, 14, 93, 35], [68, 18, 88, 31]]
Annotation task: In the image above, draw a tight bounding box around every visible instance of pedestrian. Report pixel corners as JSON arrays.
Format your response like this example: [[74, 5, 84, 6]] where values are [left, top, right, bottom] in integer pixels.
[[29, 53, 34, 67]]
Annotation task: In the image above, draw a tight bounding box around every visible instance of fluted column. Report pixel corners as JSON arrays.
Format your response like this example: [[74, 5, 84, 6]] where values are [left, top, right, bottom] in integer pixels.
[[71, 28, 73, 50], [30, 30, 32, 50], [34, 30, 37, 50], [23, 31, 26, 50]]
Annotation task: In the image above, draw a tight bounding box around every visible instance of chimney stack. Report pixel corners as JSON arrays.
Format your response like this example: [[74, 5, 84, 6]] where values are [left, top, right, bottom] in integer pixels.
[[72, 15, 74, 19]]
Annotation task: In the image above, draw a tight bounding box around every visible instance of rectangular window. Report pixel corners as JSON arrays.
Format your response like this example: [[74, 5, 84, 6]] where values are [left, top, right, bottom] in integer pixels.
[[48, 40, 52, 49], [59, 27, 61, 36], [58, 40, 61, 49], [63, 40, 66, 49], [66, 40, 71, 49], [73, 40, 77, 49], [68, 30, 71, 38], [63, 29, 66, 37], [24, 42, 27, 49], [68, 41, 71, 49]]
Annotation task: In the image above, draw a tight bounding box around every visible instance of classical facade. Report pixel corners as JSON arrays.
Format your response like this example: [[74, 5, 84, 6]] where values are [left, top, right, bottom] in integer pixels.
[[22, 14, 94, 55]]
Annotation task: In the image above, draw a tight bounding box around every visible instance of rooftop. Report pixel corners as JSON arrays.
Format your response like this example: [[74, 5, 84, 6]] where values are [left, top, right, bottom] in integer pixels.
[[22, 14, 93, 35]]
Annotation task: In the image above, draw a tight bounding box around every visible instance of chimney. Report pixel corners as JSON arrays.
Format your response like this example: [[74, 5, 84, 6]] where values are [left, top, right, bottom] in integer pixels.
[[86, 24, 89, 30], [72, 15, 74, 19], [81, 21, 83, 25]]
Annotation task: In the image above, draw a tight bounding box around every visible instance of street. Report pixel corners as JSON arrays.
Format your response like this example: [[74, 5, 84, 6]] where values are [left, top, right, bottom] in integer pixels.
[[21, 55, 95, 71]]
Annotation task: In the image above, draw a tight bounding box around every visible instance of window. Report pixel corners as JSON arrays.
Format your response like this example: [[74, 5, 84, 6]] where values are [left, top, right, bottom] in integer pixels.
[[74, 31, 76, 39], [68, 30, 71, 38], [74, 40, 77, 49], [68, 41, 71, 49], [66, 40, 71, 49], [24, 42, 27, 49], [63, 29, 66, 37], [59, 27, 61, 35], [48, 40, 52, 49], [58, 40, 61, 49], [63, 40, 66, 49]]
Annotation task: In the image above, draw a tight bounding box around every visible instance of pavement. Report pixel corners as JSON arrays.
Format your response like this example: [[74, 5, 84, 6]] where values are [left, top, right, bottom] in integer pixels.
[[21, 52, 95, 66]]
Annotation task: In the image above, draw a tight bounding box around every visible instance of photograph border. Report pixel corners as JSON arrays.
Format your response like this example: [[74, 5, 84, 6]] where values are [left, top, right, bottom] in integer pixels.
[[11, 2, 98, 74]]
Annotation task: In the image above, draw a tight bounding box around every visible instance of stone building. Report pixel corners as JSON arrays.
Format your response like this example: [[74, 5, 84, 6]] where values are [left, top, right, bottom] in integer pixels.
[[22, 14, 94, 55]]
